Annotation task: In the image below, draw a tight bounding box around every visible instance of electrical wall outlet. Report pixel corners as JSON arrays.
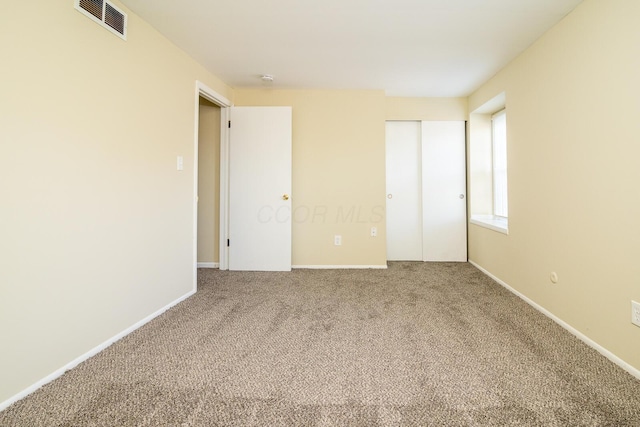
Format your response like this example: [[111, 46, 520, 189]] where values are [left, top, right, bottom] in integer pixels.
[[370, 227, 377, 237], [334, 235, 342, 246], [632, 301, 640, 328]]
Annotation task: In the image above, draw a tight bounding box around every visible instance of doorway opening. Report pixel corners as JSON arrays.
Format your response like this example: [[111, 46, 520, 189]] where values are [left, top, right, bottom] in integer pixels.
[[197, 97, 221, 269], [193, 82, 231, 290]]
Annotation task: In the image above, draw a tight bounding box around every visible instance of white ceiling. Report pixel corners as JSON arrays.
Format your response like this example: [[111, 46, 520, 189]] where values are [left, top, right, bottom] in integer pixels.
[[119, 0, 583, 97]]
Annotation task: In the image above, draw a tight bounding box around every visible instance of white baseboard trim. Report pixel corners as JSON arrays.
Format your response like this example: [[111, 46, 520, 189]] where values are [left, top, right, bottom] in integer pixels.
[[469, 259, 640, 381], [292, 264, 388, 270], [0, 289, 196, 412], [197, 262, 219, 269]]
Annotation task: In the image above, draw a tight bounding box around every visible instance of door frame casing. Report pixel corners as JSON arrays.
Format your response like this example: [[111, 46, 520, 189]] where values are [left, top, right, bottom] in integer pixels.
[[193, 81, 231, 291]]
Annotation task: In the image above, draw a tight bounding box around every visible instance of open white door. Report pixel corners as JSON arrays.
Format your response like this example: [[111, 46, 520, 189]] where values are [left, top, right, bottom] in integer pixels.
[[422, 121, 467, 262], [228, 106, 292, 271]]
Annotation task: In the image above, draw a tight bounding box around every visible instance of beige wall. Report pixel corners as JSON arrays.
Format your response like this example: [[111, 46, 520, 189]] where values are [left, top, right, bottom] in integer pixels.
[[386, 97, 467, 121], [197, 98, 221, 264], [234, 89, 387, 266], [468, 0, 640, 371], [0, 0, 232, 404]]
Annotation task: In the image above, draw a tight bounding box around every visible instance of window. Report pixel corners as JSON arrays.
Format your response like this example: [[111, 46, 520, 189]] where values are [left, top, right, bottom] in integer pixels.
[[469, 93, 508, 234], [492, 110, 508, 218]]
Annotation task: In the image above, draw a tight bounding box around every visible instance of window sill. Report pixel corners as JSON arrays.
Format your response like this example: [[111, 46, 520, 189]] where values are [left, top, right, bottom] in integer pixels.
[[470, 215, 509, 235]]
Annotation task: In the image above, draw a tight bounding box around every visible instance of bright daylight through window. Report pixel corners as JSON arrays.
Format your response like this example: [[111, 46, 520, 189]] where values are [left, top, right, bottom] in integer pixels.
[[492, 110, 508, 218]]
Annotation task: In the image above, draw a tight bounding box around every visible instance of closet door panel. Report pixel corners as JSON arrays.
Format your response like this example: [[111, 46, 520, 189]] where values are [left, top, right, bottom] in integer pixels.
[[422, 121, 467, 262], [385, 121, 423, 261]]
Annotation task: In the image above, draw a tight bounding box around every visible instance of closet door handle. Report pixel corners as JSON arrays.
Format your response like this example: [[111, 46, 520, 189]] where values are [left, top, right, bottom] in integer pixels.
[[459, 194, 465, 199]]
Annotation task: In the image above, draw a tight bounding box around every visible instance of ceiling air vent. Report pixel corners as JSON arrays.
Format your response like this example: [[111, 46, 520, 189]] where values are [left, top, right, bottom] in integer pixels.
[[75, 0, 127, 40]]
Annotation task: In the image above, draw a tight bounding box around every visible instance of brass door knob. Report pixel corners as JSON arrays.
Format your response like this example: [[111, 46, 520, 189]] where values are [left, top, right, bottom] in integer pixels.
[[282, 194, 289, 201]]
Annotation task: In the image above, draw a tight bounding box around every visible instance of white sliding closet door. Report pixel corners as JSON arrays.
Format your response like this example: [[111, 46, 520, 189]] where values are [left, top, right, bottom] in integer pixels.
[[385, 121, 423, 261], [421, 121, 467, 262]]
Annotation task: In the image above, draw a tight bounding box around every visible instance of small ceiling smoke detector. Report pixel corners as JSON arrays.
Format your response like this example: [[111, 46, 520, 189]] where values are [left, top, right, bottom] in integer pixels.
[[261, 74, 274, 82]]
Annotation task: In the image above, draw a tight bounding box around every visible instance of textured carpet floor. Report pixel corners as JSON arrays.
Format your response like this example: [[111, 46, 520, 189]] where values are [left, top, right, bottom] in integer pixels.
[[2, 262, 640, 426]]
